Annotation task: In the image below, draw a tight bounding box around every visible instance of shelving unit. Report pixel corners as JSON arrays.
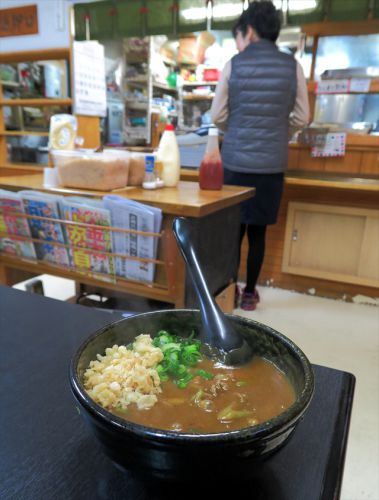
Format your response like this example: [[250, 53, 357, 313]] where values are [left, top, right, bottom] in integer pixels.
[[123, 38, 179, 145], [123, 38, 151, 145], [0, 48, 72, 170], [0, 48, 101, 169], [179, 80, 218, 129]]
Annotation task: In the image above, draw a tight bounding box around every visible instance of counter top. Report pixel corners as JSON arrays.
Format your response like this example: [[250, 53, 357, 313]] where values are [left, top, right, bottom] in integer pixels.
[[0, 285, 355, 500], [181, 168, 379, 192], [0, 169, 254, 217]]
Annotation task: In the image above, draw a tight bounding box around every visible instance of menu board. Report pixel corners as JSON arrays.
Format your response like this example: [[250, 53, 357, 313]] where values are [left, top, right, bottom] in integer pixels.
[[73, 41, 107, 117]]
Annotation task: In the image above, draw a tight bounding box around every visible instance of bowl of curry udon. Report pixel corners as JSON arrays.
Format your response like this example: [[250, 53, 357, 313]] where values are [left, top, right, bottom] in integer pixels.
[[70, 309, 314, 480]]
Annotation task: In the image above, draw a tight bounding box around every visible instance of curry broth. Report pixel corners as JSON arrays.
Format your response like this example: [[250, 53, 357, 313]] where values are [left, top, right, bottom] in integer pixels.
[[113, 357, 295, 433]]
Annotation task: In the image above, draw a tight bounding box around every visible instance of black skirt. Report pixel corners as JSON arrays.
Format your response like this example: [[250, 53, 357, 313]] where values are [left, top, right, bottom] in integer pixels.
[[224, 169, 284, 225]]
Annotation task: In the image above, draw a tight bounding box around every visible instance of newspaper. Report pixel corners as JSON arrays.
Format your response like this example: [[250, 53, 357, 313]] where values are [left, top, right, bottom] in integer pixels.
[[19, 190, 70, 267], [0, 189, 37, 260], [61, 197, 115, 283], [103, 195, 162, 283]]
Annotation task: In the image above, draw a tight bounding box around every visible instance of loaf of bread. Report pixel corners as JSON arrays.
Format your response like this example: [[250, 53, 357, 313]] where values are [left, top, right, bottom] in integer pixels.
[[57, 157, 129, 191], [128, 155, 145, 186]]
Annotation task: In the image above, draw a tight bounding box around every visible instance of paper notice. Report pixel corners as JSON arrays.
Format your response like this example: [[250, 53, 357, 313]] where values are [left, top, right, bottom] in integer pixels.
[[349, 78, 371, 93], [311, 133, 346, 158]]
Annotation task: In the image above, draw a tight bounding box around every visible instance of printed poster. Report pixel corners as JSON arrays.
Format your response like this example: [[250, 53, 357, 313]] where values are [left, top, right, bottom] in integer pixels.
[[73, 41, 107, 117]]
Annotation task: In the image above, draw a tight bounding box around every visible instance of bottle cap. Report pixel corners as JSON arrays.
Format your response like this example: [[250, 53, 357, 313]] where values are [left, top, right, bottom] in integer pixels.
[[208, 128, 218, 136], [165, 124, 175, 131]]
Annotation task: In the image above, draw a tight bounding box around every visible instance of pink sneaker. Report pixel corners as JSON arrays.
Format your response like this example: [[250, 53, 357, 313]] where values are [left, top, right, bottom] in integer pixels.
[[241, 289, 260, 311]]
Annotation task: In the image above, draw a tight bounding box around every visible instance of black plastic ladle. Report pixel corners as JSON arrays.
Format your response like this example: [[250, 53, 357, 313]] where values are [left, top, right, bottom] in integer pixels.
[[172, 217, 253, 366]]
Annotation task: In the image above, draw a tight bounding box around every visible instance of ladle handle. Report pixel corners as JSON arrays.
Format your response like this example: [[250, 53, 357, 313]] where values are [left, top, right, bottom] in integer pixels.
[[172, 217, 242, 351]]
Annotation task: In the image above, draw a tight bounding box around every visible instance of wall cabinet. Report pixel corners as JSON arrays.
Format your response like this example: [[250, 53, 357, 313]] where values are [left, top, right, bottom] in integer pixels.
[[282, 202, 379, 288]]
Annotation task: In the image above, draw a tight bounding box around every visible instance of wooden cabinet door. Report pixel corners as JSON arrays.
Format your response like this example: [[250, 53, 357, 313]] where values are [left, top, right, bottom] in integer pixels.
[[282, 202, 379, 288]]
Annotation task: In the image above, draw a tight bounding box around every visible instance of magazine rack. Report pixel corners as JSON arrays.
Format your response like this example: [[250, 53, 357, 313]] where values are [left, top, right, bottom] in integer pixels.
[[0, 209, 185, 307]]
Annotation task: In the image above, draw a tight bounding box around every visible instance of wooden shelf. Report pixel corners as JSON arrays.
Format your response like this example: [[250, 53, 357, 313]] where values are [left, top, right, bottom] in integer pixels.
[[0, 81, 19, 88], [152, 81, 178, 93], [285, 175, 379, 193], [182, 81, 218, 87], [0, 253, 173, 303], [302, 20, 379, 37], [125, 101, 148, 110], [0, 163, 44, 172], [0, 130, 49, 137], [125, 76, 148, 84], [290, 134, 379, 150], [183, 94, 214, 101], [308, 80, 379, 94], [0, 48, 70, 64], [0, 98, 72, 107]]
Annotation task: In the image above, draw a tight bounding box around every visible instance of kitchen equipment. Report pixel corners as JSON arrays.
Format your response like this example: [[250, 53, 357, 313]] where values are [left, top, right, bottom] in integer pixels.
[[321, 67, 379, 80], [176, 126, 211, 168]]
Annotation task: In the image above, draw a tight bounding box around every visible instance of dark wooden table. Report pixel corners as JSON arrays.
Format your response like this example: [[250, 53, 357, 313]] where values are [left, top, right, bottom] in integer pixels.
[[0, 286, 355, 500]]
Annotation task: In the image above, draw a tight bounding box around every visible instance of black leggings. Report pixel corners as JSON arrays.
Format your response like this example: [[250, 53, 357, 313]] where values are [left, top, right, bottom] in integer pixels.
[[238, 224, 267, 293]]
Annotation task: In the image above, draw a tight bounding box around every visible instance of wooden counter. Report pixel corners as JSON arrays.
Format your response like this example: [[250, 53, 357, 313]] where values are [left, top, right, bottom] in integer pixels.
[[0, 170, 254, 218], [0, 168, 255, 311], [182, 167, 379, 301], [181, 167, 379, 192]]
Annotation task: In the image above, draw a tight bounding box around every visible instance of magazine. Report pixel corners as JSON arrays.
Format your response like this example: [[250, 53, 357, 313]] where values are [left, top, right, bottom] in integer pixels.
[[0, 189, 37, 260], [19, 190, 70, 267], [103, 195, 162, 283], [62, 197, 115, 282]]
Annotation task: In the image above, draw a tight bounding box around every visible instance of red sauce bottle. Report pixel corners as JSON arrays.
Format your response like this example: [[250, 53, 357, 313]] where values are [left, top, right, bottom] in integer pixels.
[[199, 128, 223, 190]]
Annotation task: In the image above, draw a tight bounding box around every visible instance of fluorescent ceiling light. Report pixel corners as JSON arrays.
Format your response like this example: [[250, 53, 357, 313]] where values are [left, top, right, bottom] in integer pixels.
[[181, 3, 243, 21], [181, 0, 317, 21], [273, 0, 317, 11]]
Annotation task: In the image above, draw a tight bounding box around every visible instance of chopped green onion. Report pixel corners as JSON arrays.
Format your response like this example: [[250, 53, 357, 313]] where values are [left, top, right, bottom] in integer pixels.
[[176, 372, 194, 389], [153, 331, 215, 389], [196, 369, 214, 380]]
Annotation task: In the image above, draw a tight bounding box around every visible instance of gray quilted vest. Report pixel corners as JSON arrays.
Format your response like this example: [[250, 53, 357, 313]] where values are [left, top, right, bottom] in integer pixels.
[[222, 40, 297, 174]]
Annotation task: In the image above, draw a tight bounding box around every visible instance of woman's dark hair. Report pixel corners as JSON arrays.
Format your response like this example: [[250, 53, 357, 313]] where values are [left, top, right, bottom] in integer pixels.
[[233, 1, 281, 42], [232, 10, 248, 38]]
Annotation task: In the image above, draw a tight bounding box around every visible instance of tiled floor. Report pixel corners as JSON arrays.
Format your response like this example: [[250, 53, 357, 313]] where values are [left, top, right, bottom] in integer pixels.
[[14, 275, 379, 500], [236, 286, 379, 500]]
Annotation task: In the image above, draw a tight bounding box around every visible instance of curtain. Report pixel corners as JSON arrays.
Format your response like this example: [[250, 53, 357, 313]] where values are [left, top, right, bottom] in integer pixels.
[[73, 0, 375, 40]]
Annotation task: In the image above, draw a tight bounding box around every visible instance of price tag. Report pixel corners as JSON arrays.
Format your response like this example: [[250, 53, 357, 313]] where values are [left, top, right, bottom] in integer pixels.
[[316, 80, 349, 94], [349, 78, 371, 93]]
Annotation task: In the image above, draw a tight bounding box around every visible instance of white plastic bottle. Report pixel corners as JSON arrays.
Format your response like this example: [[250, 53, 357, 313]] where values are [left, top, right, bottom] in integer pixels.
[[156, 124, 180, 187]]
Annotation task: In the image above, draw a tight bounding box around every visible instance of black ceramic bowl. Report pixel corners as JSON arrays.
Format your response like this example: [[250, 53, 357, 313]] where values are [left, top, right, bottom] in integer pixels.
[[70, 310, 314, 481]]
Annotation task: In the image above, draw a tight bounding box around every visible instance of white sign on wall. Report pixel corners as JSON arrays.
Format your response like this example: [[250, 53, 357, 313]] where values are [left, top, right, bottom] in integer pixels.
[[73, 41, 107, 117]]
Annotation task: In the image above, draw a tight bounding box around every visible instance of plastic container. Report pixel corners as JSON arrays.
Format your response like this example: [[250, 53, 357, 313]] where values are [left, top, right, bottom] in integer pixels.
[[52, 150, 129, 191], [49, 114, 77, 150], [203, 68, 220, 82], [126, 152, 148, 186], [156, 124, 180, 187], [199, 128, 223, 190]]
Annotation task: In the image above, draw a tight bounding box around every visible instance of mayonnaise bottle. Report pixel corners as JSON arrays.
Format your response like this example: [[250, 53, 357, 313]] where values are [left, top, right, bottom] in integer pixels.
[[156, 124, 180, 187]]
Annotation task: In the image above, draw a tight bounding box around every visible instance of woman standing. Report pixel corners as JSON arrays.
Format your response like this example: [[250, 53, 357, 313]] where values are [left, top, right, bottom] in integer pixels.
[[211, 1, 309, 310]]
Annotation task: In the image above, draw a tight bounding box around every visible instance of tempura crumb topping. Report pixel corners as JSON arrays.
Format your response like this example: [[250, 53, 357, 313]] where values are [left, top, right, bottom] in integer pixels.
[[83, 334, 164, 412]]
